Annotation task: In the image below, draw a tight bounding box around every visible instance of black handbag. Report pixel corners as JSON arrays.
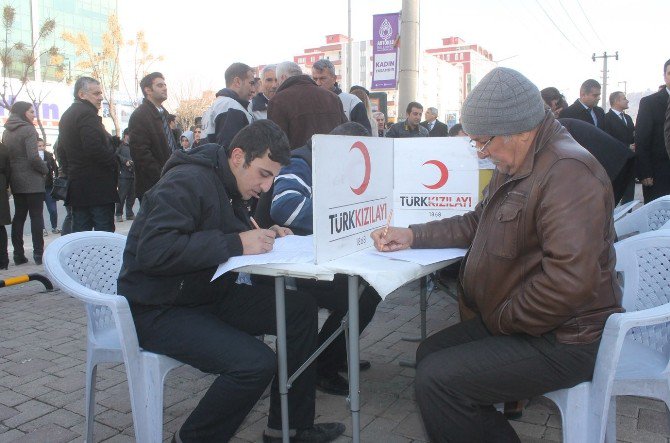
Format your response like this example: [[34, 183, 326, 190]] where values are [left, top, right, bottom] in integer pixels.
[[50, 176, 69, 201]]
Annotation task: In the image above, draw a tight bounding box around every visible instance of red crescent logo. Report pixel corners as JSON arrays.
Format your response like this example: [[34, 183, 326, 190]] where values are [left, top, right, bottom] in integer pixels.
[[350, 141, 371, 195], [422, 160, 449, 189]]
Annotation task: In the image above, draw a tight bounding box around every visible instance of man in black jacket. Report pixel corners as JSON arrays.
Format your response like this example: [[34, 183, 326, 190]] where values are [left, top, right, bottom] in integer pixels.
[[128, 72, 176, 201], [115, 129, 135, 222], [559, 79, 609, 133], [421, 107, 450, 137], [118, 120, 344, 443], [59, 77, 118, 232], [635, 59, 670, 203], [604, 91, 636, 203]]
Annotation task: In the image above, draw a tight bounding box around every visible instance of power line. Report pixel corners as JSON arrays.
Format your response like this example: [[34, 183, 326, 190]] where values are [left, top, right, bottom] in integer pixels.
[[557, 0, 595, 49], [574, 0, 605, 47], [533, 0, 587, 55]]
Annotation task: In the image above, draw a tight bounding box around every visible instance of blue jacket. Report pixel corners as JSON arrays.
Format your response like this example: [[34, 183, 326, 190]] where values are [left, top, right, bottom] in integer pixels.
[[270, 146, 313, 235]]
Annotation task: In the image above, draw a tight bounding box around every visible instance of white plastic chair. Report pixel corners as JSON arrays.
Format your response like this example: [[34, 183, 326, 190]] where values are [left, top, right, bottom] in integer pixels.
[[544, 230, 670, 442], [612, 200, 639, 222], [614, 195, 670, 238], [43, 231, 181, 443]]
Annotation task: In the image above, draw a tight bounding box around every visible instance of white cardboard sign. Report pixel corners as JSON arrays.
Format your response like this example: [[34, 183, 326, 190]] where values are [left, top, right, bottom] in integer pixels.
[[312, 135, 394, 264], [392, 137, 480, 227]]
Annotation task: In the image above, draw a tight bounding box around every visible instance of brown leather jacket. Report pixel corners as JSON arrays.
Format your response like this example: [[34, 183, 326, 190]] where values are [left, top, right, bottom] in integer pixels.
[[411, 112, 623, 344]]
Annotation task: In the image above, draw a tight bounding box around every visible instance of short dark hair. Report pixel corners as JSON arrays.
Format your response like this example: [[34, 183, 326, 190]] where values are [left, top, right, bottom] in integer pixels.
[[580, 79, 601, 95], [664, 59, 670, 74], [330, 122, 370, 137], [406, 101, 423, 114], [609, 91, 624, 106], [349, 85, 370, 96], [194, 116, 202, 125], [37, 137, 44, 143], [448, 123, 463, 137], [225, 63, 252, 87], [167, 114, 176, 123], [140, 72, 164, 97], [540, 87, 563, 105], [73, 76, 100, 99], [227, 120, 290, 166]]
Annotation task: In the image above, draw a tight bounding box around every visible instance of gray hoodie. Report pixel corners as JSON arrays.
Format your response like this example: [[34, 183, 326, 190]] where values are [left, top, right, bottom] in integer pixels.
[[2, 114, 47, 194]]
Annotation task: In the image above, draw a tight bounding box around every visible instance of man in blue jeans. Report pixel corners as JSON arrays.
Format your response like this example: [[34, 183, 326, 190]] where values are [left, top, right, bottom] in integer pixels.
[[118, 121, 344, 443], [59, 76, 118, 232]]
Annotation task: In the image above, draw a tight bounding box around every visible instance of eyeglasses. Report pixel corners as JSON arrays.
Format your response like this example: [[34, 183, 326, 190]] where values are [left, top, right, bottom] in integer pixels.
[[469, 136, 495, 154]]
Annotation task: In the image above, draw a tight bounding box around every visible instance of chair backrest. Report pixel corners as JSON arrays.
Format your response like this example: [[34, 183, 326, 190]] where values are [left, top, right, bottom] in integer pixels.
[[615, 230, 670, 358], [612, 200, 639, 222], [615, 195, 670, 238], [43, 232, 132, 349]]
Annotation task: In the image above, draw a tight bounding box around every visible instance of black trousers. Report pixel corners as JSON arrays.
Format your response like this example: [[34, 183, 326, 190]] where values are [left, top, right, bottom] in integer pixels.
[[414, 317, 599, 443], [131, 280, 319, 443], [11, 192, 45, 258], [296, 275, 381, 376], [72, 203, 115, 232], [116, 178, 135, 217]]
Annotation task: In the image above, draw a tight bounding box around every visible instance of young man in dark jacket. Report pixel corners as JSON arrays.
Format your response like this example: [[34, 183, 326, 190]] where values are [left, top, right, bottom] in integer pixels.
[[59, 76, 118, 232], [115, 128, 135, 221], [118, 120, 344, 443], [128, 72, 176, 201]]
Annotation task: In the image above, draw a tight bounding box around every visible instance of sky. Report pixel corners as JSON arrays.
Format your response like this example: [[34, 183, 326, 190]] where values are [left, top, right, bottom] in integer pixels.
[[119, 0, 668, 106]]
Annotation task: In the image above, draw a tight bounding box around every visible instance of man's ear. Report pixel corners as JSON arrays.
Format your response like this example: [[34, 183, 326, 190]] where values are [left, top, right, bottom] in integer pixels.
[[229, 146, 245, 167]]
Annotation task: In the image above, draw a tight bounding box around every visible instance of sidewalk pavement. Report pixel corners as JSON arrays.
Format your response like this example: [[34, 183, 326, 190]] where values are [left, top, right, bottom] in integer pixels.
[[1, 218, 669, 442]]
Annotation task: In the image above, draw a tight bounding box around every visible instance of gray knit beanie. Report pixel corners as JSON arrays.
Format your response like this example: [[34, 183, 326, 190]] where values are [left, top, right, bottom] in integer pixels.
[[461, 67, 546, 136]]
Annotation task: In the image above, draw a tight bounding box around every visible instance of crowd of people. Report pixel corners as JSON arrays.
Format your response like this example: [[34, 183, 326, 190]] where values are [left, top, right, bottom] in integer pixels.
[[0, 55, 668, 442]]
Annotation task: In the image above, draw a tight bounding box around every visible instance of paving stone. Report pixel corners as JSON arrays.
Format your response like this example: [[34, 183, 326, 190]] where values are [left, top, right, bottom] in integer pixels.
[[95, 408, 134, 431], [509, 420, 546, 438], [639, 408, 670, 435], [17, 407, 84, 432], [393, 411, 426, 440], [0, 404, 19, 421], [2, 399, 55, 428], [0, 429, 25, 442]]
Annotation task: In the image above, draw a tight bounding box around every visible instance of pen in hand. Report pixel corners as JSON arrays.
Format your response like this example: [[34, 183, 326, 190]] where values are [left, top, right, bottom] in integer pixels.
[[250, 216, 261, 230], [382, 209, 393, 238]]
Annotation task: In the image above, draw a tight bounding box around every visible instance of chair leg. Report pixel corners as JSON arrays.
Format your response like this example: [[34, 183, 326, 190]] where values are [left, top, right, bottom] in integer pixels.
[[84, 358, 97, 443], [604, 396, 617, 443]]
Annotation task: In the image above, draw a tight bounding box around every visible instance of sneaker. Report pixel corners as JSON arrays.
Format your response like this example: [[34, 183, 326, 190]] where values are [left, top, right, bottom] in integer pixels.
[[316, 372, 349, 396], [262, 422, 345, 443], [51, 228, 61, 234], [116, 215, 123, 222], [126, 214, 135, 220], [43, 229, 48, 236]]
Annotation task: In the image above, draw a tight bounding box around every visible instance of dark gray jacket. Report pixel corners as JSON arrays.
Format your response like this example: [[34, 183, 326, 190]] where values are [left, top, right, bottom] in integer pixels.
[[2, 114, 47, 194]]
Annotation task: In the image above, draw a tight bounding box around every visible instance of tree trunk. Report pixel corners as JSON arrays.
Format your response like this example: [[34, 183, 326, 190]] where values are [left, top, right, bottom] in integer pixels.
[[109, 100, 120, 136], [35, 115, 47, 142]]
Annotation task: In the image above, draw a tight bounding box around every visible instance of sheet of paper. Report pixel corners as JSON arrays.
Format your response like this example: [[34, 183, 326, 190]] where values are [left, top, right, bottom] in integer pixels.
[[367, 247, 466, 266], [211, 235, 315, 281]]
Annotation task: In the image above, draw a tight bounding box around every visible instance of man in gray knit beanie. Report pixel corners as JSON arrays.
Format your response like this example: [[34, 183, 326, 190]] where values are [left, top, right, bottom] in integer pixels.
[[371, 67, 621, 441]]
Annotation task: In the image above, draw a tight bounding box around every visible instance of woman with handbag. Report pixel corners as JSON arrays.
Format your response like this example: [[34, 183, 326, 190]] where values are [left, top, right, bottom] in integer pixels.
[[38, 138, 60, 234], [3, 102, 48, 265]]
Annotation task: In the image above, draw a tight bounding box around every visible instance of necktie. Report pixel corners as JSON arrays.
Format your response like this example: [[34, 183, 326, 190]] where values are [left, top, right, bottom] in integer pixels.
[[160, 109, 179, 152], [620, 112, 626, 127]]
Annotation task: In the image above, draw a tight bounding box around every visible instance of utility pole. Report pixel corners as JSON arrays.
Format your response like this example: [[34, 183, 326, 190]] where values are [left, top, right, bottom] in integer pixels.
[[398, 0, 420, 120], [618, 80, 627, 95], [592, 51, 618, 112]]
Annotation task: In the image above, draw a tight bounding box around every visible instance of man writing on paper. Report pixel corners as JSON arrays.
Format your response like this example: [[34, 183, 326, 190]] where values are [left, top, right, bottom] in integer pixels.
[[371, 67, 623, 442], [118, 120, 344, 443]]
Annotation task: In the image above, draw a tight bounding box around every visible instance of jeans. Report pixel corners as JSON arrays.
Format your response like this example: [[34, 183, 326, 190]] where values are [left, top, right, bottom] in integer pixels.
[[72, 204, 115, 232], [130, 279, 319, 442], [414, 317, 599, 443], [116, 178, 135, 217], [61, 206, 72, 235], [11, 193, 45, 258], [44, 186, 58, 229]]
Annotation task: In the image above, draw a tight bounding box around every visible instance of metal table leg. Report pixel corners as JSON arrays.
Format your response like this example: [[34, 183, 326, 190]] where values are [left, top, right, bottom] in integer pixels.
[[274, 276, 290, 443], [347, 275, 361, 443], [399, 275, 429, 368]]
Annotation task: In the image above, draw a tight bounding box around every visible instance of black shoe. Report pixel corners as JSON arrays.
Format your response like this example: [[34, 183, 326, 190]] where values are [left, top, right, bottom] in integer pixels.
[[126, 214, 134, 220], [337, 359, 371, 372], [34, 256, 42, 265], [13, 255, 28, 266], [262, 422, 346, 442], [316, 372, 349, 396]]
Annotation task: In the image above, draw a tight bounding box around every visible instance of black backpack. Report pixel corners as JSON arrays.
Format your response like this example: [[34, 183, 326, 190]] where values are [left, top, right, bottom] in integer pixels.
[[253, 145, 312, 229]]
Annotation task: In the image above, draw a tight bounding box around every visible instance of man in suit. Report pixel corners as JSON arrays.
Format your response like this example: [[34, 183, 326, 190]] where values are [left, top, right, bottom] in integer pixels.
[[559, 79, 609, 132], [636, 58, 670, 203], [604, 91, 635, 203], [421, 107, 450, 137]]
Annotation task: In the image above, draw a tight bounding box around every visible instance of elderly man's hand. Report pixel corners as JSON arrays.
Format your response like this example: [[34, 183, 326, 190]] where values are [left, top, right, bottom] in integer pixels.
[[269, 225, 293, 237], [370, 226, 413, 252], [239, 229, 277, 255]]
